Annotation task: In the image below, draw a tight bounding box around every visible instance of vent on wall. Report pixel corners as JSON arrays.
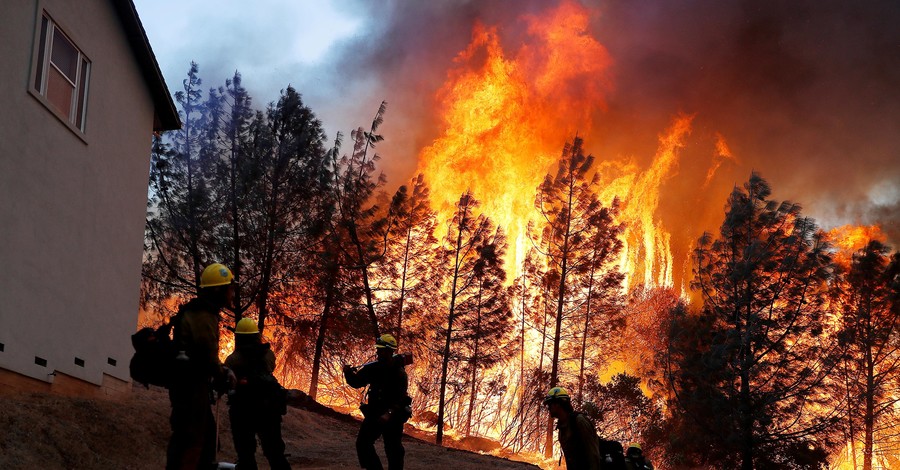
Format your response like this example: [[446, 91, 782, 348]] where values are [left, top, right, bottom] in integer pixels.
[[74, 357, 85, 367], [107, 357, 117, 366], [0, 342, 4, 351], [35, 356, 47, 367]]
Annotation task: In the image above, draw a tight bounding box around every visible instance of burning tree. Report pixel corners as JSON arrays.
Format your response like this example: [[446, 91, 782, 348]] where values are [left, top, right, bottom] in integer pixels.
[[328, 101, 392, 338], [667, 172, 841, 469], [456, 233, 513, 437], [832, 240, 900, 470], [585, 372, 666, 460], [435, 191, 505, 445], [377, 174, 442, 346], [530, 136, 623, 457]]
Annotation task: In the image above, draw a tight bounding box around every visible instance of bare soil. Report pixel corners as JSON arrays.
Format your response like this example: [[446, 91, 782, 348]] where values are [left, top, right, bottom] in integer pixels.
[[0, 385, 541, 470]]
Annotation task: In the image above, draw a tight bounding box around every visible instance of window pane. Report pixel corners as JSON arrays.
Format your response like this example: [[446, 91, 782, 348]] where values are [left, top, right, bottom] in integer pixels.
[[75, 58, 89, 130], [50, 27, 78, 81], [47, 66, 74, 117], [34, 16, 48, 91]]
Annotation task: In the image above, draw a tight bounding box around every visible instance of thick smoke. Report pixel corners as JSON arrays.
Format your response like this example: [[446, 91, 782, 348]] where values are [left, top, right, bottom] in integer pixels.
[[327, 0, 900, 244]]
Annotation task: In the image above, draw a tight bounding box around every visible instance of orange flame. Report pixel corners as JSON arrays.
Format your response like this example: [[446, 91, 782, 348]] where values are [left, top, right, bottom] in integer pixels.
[[417, 1, 703, 294], [827, 224, 887, 267], [418, 1, 612, 271], [704, 132, 737, 189], [596, 116, 692, 290]]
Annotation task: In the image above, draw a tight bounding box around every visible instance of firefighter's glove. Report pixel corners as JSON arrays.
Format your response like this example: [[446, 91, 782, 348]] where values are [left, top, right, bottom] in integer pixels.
[[214, 367, 237, 396], [225, 367, 237, 388]]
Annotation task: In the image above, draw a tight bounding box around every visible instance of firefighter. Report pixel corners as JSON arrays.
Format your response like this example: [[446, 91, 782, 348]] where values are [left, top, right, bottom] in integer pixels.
[[544, 386, 602, 470], [343, 334, 412, 470], [625, 443, 654, 470], [225, 317, 290, 470], [167, 263, 236, 470]]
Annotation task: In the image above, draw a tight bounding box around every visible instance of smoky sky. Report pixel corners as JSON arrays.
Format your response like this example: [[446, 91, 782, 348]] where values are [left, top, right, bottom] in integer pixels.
[[319, 0, 900, 246], [143, 0, 900, 245]]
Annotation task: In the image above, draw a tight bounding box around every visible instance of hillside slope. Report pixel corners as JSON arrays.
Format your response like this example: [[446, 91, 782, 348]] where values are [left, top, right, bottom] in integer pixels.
[[0, 385, 540, 469]]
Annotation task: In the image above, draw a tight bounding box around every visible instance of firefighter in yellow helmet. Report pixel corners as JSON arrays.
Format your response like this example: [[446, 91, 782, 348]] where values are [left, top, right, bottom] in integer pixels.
[[167, 263, 237, 470], [625, 443, 654, 470], [225, 317, 290, 470], [343, 334, 412, 469], [544, 386, 602, 470]]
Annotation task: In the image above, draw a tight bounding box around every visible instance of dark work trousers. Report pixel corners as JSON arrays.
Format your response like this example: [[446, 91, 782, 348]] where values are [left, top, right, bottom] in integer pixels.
[[356, 414, 405, 470], [228, 404, 290, 470], [167, 378, 216, 470]]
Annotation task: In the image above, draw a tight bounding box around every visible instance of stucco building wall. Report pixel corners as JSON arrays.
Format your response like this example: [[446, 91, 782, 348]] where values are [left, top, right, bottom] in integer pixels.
[[0, 0, 170, 393]]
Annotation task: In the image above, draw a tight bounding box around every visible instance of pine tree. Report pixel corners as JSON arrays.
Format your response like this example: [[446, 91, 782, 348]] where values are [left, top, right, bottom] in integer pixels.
[[378, 174, 441, 346], [245, 85, 329, 332], [143, 63, 217, 314], [329, 102, 391, 338], [833, 240, 900, 470], [457, 231, 512, 437], [202, 71, 256, 318], [672, 172, 840, 469], [435, 191, 499, 445], [532, 136, 622, 457]]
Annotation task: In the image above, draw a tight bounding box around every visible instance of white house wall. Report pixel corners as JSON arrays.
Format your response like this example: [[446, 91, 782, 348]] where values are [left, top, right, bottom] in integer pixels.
[[0, 0, 156, 387]]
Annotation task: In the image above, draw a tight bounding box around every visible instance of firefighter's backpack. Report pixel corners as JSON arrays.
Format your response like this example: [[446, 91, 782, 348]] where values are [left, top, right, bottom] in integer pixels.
[[129, 317, 178, 388]]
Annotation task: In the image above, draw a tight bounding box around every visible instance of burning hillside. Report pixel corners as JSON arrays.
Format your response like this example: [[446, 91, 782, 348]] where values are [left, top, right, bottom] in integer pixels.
[[139, 0, 900, 468]]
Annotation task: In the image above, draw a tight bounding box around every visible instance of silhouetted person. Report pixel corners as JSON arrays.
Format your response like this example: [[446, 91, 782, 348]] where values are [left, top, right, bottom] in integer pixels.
[[226, 317, 290, 470], [167, 263, 236, 470], [343, 334, 412, 470], [544, 386, 602, 470]]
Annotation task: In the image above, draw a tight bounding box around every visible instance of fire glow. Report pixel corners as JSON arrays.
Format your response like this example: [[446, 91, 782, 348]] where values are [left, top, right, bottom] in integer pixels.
[[316, 1, 893, 466], [418, 1, 692, 291]]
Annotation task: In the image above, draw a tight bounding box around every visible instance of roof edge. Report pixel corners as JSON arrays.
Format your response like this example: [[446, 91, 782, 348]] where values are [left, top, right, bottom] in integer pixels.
[[110, 0, 181, 131]]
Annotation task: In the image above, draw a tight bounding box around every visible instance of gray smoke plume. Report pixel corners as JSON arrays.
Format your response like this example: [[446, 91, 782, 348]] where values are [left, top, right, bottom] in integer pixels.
[[325, 0, 899, 247]]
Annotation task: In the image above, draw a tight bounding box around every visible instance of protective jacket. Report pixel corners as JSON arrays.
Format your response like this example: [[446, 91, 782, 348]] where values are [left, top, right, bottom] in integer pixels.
[[625, 458, 654, 470], [166, 297, 225, 470], [225, 341, 290, 470], [344, 358, 410, 418], [173, 297, 226, 380], [345, 357, 410, 470], [557, 412, 602, 470], [225, 342, 285, 414]]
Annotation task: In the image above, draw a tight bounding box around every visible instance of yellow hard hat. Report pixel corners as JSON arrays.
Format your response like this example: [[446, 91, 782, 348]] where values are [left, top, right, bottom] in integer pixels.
[[200, 263, 233, 288], [627, 443, 643, 454], [375, 334, 398, 349], [543, 386, 570, 404], [235, 317, 258, 335]]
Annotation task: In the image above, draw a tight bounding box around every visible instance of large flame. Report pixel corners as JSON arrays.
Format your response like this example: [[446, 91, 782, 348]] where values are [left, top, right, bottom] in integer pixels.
[[827, 224, 887, 267], [595, 116, 692, 291], [418, 1, 611, 272], [417, 1, 691, 291]]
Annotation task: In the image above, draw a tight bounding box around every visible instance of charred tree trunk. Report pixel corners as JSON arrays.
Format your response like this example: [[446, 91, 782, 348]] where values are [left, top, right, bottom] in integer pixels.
[[437, 210, 467, 446], [309, 262, 338, 400], [466, 286, 484, 437], [396, 226, 413, 338], [578, 255, 598, 403], [863, 338, 874, 470], [544, 177, 575, 459]]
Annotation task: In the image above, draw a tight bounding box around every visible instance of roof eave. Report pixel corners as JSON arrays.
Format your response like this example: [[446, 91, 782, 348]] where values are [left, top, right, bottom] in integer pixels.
[[110, 0, 181, 131]]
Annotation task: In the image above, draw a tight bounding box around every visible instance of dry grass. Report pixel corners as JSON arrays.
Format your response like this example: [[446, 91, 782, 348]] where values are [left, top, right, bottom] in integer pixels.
[[0, 384, 540, 469]]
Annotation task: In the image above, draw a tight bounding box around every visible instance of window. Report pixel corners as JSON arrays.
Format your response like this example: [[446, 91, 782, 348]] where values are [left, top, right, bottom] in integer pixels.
[[32, 12, 91, 132]]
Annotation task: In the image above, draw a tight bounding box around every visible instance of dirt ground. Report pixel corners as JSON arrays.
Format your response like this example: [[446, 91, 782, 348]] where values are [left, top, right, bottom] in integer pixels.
[[0, 384, 541, 469]]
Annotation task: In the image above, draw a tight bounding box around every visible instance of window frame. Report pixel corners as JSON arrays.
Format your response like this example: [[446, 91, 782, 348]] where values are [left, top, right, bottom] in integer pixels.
[[29, 9, 91, 138]]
